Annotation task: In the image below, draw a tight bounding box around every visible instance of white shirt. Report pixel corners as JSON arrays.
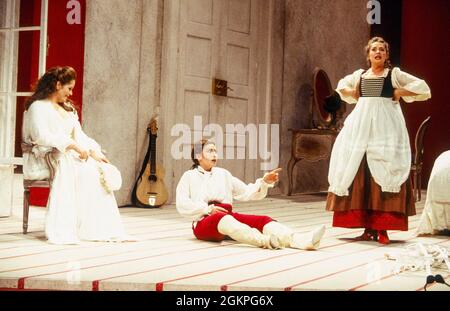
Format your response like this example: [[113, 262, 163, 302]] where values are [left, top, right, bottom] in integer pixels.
[[176, 166, 274, 221], [336, 67, 431, 104]]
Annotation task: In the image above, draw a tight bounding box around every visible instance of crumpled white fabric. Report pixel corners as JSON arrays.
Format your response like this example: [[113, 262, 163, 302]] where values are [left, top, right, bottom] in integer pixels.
[[417, 150, 450, 234], [385, 243, 450, 274]]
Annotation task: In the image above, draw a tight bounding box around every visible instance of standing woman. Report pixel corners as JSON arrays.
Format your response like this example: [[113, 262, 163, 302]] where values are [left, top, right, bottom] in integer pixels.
[[326, 37, 431, 244], [22, 66, 128, 244]]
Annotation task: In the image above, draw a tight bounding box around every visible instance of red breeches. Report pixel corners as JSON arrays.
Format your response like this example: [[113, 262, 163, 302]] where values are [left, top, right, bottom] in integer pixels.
[[192, 203, 274, 241]]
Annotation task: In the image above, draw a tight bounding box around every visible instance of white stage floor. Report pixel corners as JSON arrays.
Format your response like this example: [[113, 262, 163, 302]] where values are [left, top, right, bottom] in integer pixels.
[[0, 176, 448, 291]]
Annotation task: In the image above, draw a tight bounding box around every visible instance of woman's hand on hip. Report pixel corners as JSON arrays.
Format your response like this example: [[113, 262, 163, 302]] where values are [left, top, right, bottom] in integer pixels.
[[393, 89, 401, 102], [393, 88, 416, 102], [350, 88, 360, 100], [339, 87, 360, 100]]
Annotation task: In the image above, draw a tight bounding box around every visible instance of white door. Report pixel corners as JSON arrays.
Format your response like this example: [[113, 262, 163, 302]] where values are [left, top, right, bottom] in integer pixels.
[[173, 0, 262, 189]]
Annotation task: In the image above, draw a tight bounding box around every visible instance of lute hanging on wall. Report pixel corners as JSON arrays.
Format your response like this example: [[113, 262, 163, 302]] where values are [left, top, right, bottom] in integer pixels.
[[133, 117, 168, 208]]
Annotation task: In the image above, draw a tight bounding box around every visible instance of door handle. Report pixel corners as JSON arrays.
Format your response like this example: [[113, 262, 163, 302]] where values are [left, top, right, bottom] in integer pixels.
[[212, 78, 228, 97]]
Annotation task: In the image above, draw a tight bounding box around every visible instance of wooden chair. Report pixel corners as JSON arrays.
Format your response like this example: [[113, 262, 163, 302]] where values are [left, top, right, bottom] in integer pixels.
[[21, 143, 57, 234], [411, 116, 431, 202]]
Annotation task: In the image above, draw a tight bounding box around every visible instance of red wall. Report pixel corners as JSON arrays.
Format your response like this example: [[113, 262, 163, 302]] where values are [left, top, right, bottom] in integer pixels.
[[47, 0, 86, 119], [401, 0, 450, 188]]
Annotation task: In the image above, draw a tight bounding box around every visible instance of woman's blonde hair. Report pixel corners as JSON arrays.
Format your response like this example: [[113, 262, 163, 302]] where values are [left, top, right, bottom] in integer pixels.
[[365, 36, 391, 68]]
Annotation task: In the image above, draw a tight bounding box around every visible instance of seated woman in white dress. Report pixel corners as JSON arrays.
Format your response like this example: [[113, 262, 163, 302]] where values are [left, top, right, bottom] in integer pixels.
[[22, 66, 129, 244], [176, 139, 326, 250], [417, 150, 450, 235]]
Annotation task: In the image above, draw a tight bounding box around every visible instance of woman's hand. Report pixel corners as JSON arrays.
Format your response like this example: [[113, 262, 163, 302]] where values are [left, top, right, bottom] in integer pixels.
[[89, 150, 110, 163], [78, 150, 89, 161], [209, 205, 229, 215], [89, 150, 109, 163], [350, 88, 360, 100], [263, 168, 282, 184], [393, 89, 401, 102], [339, 87, 359, 100], [66, 144, 89, 160], [393, 88, 417, 102]]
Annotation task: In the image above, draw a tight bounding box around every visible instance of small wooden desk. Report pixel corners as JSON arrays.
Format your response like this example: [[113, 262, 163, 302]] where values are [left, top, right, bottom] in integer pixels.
[[287, 129, 338, 195]]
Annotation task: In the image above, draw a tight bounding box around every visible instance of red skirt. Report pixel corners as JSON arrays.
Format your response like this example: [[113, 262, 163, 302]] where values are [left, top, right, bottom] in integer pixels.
[[332, 209, 408, 230], [326, 156, 415, 231]]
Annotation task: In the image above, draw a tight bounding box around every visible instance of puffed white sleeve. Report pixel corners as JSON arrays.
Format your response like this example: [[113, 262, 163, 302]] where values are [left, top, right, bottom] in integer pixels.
[[176, 171, 211, 221], [391, 67, 431, 103], [231, 172, 274, 201], [336, 69, 364, 104], [25, 103, 75, 152], [72, 112, 103, 155]]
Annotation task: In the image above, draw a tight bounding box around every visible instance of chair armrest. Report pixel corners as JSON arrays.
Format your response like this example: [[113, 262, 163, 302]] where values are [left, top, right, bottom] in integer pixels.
[[44, 151, 57, 181], [22, 142, 58, 182]]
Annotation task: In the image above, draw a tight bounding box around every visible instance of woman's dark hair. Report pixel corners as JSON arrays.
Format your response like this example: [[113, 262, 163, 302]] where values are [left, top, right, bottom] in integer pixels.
[[365, 36, 392, 68], [25, 66, 77, 111], [191, 139, 215, 169]]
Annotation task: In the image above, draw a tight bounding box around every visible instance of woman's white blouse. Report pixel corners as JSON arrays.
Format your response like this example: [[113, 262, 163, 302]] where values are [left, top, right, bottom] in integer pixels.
[[336, 67, 431, 104], [23, 100, 103, 155], [176, 166, 274, 221]]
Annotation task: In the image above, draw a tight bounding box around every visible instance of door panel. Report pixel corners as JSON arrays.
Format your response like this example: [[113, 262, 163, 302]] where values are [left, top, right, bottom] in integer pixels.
[[176, 0, 259, 184], [177, 0, 217, 177], [227, 0, 251, 34], [187, 0, 213, 25], [216, 0, 257, 181], [0, 32, 9, 92], [0, 2, 7, 28], [186, 35, 212, 77]]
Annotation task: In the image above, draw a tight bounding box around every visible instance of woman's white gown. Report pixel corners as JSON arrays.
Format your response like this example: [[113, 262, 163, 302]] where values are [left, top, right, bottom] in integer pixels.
[[23, 100, 127, 244]]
